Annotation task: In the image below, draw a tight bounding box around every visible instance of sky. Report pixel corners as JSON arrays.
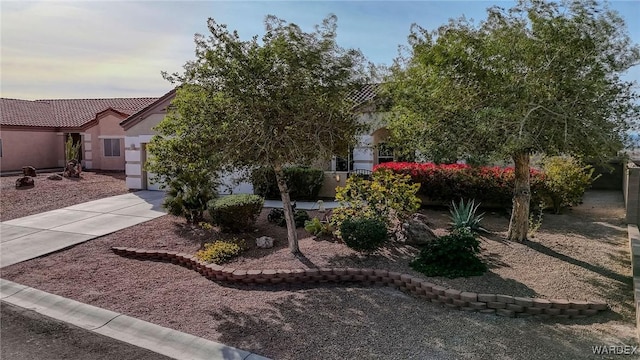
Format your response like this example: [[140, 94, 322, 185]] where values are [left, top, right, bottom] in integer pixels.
[[1, 0, 639, 100]]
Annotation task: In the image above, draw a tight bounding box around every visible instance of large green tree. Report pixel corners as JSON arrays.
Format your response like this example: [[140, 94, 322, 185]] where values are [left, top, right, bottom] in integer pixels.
[[155, 15, 369, 254], [385, 0, 640, 241]]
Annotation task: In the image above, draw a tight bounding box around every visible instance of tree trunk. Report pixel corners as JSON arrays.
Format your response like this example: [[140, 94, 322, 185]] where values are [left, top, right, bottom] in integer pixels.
[[274, 165, 301, 255], [507, 151, 531, 242]]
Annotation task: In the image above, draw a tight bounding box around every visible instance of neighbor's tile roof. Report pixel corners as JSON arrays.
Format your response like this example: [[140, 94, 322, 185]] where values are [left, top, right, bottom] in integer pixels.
[[0, 97, 158, 128]]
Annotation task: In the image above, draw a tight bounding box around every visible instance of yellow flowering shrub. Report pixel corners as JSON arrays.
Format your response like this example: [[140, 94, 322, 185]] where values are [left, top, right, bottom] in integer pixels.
[[331, 169, 421, 236]]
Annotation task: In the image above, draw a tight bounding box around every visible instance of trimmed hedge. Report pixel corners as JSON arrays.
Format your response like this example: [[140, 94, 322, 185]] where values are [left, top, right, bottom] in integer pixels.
[[208, 194, 264, 232], [410, 229, 487, 278], [375, 162, 547, 207], [251, 166, 324, 200], [340, 217, 388, 252]]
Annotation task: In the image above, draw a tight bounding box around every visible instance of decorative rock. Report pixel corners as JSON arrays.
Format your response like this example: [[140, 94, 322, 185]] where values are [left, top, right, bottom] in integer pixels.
[[15, 176, 34, 189], [256, 236, 275, 249], [22, 166, 37, 177], [402, 214, 438, 245], [63, 160, 82, 178], [47, 174, 63, 180]]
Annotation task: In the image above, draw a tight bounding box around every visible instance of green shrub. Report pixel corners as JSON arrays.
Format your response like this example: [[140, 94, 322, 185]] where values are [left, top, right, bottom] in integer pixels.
[[541, 156, 600, 214], [450, 199, 484, 233], [340, 217, 388, 252], [304, 217, 333, 237], [294, 209, 311, 227], [195, 240, 244, 264], [208, 194, 264, 232], [163, 172, 217, 224], [267, 208, 310, 227], [251, 166, 324, 200], [410, 229, 487, 278], [331, 169, 421, 236]]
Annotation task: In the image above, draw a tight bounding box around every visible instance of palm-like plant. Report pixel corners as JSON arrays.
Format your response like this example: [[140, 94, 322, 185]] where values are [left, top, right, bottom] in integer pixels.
[[450, 199, 485, 233]]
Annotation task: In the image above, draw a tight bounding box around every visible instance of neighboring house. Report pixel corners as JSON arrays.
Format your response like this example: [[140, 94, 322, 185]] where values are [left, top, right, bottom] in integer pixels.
[[120, 85, 396, 197], [0, 97, 159, 172]]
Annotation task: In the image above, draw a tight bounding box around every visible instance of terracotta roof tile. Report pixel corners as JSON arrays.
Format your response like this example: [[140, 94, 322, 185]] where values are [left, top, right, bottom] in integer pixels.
[[1, 97, 158, 128], [348, 83, 381, 107]]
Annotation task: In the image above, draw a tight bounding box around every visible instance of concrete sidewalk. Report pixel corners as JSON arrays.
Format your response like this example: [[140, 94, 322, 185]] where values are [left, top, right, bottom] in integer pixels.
[[1, 279, 268, 360], [0, 191, 271, 360], [263, 199, 339, 210]]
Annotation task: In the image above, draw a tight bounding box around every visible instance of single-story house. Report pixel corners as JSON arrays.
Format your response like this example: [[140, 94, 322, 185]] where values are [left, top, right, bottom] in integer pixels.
[[120, 85, 397, 197], [0, 97, 159, 172]]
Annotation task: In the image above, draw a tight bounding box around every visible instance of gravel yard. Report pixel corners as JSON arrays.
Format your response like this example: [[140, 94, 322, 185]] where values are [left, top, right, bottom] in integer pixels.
[[0, 171, 129, 221], [1, 190, 636, 359]]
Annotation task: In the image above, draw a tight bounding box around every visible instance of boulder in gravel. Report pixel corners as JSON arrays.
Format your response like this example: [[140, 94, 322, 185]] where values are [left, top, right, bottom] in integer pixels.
[[402, 214, 437, 245], [15, 176, 35, 189], [256, 236, 275, 249], [22, 166, 37, 177], [63, 160, 82, 178], [47, 174, 63, 181]]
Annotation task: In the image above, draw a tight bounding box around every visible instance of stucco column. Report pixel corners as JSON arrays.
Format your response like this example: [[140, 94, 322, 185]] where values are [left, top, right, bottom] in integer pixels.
[[81, 133, 92, 169]]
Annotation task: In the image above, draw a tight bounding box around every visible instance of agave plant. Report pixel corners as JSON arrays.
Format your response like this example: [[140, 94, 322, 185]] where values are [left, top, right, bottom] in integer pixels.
[[450, 199, 485, 233]]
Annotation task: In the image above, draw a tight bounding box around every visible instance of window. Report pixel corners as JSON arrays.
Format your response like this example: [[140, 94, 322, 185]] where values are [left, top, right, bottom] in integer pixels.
[[377, 143, 394, 164], [104, 138, 121, 157], [334, 147, 354, 171]]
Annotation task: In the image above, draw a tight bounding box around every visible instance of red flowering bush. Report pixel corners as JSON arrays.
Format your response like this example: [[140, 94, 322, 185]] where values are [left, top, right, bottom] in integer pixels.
[[374, 162, 547, 207]]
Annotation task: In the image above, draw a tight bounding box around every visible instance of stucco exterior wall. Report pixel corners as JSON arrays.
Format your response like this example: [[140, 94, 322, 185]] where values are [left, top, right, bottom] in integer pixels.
[[83, 112, 127, 171], [126, 113, 167, 136], [0, 129, 64, 172], [123, 103, 391, 194]]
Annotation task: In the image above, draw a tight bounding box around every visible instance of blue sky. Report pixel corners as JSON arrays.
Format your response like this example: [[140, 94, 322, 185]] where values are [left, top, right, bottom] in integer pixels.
[[1, 0, 639, 100]]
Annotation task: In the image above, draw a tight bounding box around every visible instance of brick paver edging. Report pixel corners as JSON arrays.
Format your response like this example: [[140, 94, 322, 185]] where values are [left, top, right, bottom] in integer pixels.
[[112, 247, 609, 319]]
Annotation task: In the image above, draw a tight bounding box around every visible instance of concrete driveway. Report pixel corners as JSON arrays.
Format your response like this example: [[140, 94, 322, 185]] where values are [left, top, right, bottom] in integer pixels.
[[0, 191, 166, 268]]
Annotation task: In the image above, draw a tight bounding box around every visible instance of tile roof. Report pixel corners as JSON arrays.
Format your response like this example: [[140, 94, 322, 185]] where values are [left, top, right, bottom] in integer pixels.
[[120, 88, 178, 130], [348, 83, 381, 107], [1, 97, 158, 128]]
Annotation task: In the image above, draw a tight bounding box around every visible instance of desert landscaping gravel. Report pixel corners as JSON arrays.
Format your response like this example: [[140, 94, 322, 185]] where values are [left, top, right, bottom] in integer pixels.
[[1, 171, 129, 221], [1, 190, 637, 359]]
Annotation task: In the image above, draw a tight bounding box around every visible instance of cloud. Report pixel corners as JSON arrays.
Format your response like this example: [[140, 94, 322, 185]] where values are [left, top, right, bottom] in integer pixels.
[[1, 1, 193, 99]]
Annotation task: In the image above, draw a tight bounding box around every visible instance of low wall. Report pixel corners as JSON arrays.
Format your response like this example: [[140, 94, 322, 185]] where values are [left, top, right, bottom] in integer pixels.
[[112, 247, 609, 320], [590, 160, 623, 190], [624, 162, 640, 225], [629, 225, 640, 341]]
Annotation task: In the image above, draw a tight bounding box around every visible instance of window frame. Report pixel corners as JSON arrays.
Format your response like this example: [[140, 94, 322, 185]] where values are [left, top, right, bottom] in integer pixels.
[[377, 142, 394, 164], [103, 138, 121, 157]]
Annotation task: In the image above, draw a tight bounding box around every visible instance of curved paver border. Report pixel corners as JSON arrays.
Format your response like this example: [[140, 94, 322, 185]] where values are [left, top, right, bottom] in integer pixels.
[[112, 247, 609, 319]]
